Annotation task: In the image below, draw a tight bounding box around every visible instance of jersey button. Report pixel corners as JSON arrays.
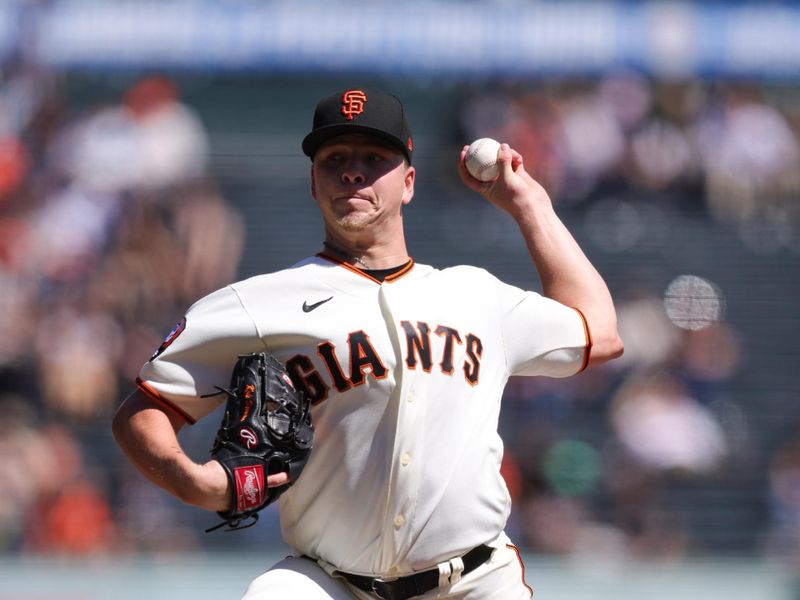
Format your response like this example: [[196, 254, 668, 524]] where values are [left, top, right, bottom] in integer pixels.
[[401, 453, 411, 466], [407, 392, 415, 403], [393, 514, 405, 528]]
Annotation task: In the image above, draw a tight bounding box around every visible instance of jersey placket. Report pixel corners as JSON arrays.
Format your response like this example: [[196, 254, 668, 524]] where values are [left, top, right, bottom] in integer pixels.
[[376, 282, 424, 572]]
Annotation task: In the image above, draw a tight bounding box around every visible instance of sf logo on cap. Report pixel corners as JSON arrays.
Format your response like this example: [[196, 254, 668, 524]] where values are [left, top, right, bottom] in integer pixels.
[[341, 90, 367, 121]]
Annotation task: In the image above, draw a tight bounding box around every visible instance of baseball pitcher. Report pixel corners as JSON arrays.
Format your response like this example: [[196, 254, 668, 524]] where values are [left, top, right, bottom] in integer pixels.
[[112, 88, 624, 599]]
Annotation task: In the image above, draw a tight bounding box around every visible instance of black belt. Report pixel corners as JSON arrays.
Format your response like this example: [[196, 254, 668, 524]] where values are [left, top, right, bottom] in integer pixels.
[[333, 544, 493, 600]]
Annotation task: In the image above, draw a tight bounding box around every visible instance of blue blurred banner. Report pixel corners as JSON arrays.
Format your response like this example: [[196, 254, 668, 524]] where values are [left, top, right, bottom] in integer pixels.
[[0, 0, 796, 77]]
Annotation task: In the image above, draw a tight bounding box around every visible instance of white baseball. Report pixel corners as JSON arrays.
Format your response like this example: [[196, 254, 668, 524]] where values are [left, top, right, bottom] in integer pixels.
[[465, 138, 501, 182]]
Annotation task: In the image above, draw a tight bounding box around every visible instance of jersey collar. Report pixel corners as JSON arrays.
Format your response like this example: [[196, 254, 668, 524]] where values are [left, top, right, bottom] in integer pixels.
[[316, 252, 416, 284]]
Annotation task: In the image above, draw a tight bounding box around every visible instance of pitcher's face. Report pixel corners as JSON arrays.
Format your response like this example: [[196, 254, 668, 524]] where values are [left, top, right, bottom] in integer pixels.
[[311, 134, 415, 233]]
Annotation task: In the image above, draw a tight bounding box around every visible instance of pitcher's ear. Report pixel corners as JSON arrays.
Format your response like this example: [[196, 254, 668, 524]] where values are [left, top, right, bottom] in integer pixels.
[[402, 166, 415, 205]]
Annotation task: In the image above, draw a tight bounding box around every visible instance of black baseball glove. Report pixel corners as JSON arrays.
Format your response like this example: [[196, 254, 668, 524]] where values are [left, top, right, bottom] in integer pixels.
[[207, 352, 313, 531]]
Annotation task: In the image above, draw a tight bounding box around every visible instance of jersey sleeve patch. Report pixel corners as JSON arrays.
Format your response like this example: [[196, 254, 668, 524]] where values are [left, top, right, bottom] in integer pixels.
[[149, 317, 187, 362]]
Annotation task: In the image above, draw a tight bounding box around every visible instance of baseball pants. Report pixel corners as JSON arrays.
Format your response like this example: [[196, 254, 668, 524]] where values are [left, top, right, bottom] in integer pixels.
[[241, 533, 533, 600]]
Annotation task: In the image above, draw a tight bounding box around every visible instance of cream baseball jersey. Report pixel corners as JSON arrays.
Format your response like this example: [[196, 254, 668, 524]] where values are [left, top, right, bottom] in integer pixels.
[[138, 254, 590, 576]]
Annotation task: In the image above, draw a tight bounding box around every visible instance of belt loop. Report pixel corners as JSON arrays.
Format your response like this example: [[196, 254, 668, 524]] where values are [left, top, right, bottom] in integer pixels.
[[437, 560, 452, 588], [448, 556, 465, 585]]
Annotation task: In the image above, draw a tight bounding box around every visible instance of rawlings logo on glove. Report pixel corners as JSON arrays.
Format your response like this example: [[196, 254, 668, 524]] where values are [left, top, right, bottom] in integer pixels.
[[234, 466, 265, 512], [207, 352, 314, 532]]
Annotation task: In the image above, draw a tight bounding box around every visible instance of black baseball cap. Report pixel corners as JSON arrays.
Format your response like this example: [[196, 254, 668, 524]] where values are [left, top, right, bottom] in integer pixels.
[[302, 88, 413, 164]]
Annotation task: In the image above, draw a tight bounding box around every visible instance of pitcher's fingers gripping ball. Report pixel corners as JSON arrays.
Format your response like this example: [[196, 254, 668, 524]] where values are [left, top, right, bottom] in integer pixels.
[[208, 352, 314, 532], [465, 137, 502, 181]]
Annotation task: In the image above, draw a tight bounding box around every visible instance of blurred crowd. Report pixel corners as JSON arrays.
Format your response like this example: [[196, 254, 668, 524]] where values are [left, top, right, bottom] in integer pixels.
[[0, 63, 798, 569], [0, 64, 243, 554], [459, 73, 800, 254]]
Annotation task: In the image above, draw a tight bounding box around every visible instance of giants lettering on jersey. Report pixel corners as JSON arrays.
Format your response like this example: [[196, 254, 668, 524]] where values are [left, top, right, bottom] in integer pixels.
[[286, 323, 483, 404]]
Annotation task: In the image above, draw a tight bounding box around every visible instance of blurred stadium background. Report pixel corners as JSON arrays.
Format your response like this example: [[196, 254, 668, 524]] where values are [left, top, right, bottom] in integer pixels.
[[1, 1, 799, 598]]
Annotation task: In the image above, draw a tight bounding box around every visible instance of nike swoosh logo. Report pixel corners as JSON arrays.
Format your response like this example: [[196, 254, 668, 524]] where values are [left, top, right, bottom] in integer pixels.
[[302, 296, 333, 313]]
